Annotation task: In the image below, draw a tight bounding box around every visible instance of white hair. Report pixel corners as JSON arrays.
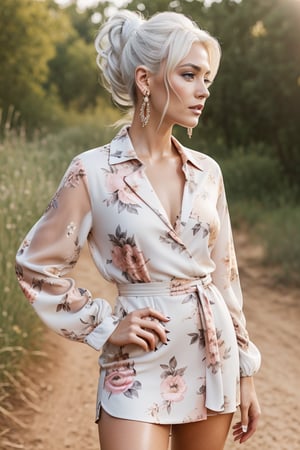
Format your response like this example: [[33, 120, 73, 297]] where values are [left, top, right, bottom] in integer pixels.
[[95, 10, 221, 110]]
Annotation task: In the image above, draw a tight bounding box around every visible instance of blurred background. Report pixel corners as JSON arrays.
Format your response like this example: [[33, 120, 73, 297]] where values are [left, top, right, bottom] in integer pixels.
[[0, 0, 299, 446]]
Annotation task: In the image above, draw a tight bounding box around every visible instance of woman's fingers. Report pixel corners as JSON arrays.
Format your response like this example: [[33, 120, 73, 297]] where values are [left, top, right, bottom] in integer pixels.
[[232, 376, 261, 444], [108, 307, 170, 350], [139, 307, 170, 323], [232, 419, 257, 443], [131, 326, 159, 351]]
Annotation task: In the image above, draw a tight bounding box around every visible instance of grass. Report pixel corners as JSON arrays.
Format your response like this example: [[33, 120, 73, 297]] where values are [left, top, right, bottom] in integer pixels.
[[0, 137, 55, 440], [0, 139, 51, 374]]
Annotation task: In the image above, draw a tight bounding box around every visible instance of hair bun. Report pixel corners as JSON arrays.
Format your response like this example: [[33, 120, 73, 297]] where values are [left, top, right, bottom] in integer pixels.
[[95, 10, 144, 107], [120, 12, 142, 44], [108, 10, 143, 54]]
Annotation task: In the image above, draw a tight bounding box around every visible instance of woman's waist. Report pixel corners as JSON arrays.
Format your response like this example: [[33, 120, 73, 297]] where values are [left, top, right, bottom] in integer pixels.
[[116, 275, 212, 297]]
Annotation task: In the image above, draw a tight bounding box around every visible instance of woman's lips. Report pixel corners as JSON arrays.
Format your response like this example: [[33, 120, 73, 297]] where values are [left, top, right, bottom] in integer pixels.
[[189, 105, 204, 115]]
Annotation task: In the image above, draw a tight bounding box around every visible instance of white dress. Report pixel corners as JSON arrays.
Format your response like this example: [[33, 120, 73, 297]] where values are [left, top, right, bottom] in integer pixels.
[[16, 127, 261, 424]]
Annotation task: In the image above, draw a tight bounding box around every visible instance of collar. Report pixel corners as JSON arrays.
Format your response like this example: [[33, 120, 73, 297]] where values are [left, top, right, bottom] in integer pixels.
[[108, 126, 204, 172]]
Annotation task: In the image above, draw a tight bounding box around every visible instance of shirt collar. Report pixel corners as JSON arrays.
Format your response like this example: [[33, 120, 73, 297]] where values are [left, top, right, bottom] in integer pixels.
[[109, 126, 204, 171]]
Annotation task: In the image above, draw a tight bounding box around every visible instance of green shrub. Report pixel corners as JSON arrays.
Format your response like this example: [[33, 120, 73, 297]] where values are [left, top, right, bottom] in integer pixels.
[[220, 149, 290, 206], [228, 200, 265, 229], [257, 206, 300, 286]]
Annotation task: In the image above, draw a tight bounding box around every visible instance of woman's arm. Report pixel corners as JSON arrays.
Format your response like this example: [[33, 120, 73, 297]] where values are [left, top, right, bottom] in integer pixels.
[[210, 167, 261, 439], [15, 157, 118, 350]]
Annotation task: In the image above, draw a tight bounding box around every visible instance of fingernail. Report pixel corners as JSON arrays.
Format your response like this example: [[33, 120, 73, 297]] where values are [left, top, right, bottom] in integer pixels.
[[242, 425, 248, 433], [165, 316, 171, 321]]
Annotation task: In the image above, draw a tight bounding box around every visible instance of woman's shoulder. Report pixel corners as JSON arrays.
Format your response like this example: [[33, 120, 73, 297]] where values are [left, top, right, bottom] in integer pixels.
[[73, 142, 111, 168]]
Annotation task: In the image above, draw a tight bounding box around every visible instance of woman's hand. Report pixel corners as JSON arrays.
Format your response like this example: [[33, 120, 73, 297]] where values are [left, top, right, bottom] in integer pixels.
[[108, 307, 170, 351], [233, 376, 261, 444]]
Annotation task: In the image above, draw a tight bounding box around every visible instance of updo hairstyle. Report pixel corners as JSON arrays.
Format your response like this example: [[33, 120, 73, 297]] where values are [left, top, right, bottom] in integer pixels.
[[95, 10, 221, 111]]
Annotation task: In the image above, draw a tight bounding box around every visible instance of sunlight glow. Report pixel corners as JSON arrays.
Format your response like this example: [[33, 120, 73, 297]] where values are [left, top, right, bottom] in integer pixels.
[[55, 0, 127, 11]]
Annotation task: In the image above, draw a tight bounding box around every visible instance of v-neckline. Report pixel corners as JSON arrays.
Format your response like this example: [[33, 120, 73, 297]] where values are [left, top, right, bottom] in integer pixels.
[[113, 127, 205, 236], [143, 168, 185, 230]]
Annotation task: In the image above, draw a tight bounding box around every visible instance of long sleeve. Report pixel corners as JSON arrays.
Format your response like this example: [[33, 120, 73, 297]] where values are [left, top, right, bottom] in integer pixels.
[[211, 171, 261, 377], [15, 157, 118, 351]]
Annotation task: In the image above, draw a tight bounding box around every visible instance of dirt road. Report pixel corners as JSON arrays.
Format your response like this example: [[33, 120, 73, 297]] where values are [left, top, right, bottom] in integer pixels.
[[5, 234, 300, 450]]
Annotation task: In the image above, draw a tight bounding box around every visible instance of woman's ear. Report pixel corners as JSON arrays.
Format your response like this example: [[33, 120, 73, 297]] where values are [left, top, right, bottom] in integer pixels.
[[135, 65, 150, 96]]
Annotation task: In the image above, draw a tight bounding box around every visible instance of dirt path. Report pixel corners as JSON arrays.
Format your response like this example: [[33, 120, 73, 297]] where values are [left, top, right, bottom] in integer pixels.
[[6, 234, 300, 450]]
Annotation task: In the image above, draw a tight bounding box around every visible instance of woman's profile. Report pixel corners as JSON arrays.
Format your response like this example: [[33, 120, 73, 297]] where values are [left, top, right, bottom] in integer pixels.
[[16, 10, 261, 450]]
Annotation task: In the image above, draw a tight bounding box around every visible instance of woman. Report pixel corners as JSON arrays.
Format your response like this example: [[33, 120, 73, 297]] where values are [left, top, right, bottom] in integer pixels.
[[16, 10, 261, 450]]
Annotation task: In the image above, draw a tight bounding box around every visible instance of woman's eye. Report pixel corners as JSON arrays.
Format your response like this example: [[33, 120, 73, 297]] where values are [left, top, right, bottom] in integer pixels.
[[182, 72, 195, 80], [204, 78, 212, 86]]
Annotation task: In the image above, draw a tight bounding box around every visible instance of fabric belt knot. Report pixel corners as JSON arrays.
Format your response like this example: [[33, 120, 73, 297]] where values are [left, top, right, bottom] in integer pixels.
[[116, 276, 224, 412]]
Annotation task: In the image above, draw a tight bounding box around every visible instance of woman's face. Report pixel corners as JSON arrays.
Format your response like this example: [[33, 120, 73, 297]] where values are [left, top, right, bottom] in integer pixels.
[[149, 42, 212, 130]]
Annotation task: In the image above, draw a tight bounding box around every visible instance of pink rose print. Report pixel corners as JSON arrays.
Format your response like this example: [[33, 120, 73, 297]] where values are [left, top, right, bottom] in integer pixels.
[[103, 165, 141, 214], [18, 279, 37, 304], [191, 295, 231, 374], [60, 314, 97, 343], [104, 367, 136, 395], [111, 245, 129, 272], [109, 225, 151, 283], [16, 239, 30, 256], [197, 292, 222, 374], [223, 238, 239, 284], [208, 219, 219, 248], [159, 356, 187, 414], [104, 359, 142, 399], [45, 159, 86, 213], [15, 263, 39, 304], [64, 159, 86, 188], [160, 374, 187, 402]]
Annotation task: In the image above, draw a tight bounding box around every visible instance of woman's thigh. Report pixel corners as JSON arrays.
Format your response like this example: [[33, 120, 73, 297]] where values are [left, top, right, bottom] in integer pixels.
[[171, 413, 233, 450], [98, 409, 171, 450]]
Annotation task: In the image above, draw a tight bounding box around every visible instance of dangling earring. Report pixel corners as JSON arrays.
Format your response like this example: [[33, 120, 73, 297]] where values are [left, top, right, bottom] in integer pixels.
[[140, 90, 150, 127], [187, 127, 193, 139]]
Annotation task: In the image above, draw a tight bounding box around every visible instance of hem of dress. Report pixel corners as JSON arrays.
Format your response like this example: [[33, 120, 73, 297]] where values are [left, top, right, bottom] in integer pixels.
[[95, 404, 238, 425]]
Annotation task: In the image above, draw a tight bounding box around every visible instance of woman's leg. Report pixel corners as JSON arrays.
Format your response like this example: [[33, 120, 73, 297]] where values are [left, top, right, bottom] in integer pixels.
[[98, 409, 171, 450], [171, 413, 233, 450]]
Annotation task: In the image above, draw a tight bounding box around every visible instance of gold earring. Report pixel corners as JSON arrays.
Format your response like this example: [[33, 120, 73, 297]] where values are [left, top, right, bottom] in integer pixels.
[[187, 127, 193, 139], [140, 90, 150, 127]]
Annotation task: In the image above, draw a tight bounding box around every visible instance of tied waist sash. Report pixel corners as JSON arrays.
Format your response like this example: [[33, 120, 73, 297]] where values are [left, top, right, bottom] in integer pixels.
[[116, 276, 225, 412], [117, 275, 212, 296]]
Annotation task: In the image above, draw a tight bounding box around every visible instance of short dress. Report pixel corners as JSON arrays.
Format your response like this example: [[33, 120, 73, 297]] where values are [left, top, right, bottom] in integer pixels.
[[15, 127, 261, 424]]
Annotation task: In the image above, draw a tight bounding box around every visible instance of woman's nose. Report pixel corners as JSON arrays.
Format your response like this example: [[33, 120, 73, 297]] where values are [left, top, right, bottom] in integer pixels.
[[196, 81, 210, 99]]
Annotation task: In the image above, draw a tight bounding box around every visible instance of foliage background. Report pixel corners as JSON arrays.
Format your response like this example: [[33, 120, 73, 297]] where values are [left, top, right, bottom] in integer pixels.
[[1, 0, 299, 182], [0, 0, 299, 418]]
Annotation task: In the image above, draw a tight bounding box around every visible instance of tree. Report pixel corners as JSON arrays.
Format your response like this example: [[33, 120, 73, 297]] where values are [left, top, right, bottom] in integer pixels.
[[201, 0, 300, 184], [0, 0, 57, 136], [47, 1, 108, 111]]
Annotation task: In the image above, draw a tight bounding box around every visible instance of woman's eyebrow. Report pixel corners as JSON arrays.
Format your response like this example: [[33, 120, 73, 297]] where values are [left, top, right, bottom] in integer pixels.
[[178, 63, 211, 75]]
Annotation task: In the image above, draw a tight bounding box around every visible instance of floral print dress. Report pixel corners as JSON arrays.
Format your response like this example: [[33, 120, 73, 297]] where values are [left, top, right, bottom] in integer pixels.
[[16, 127, 261, 424]]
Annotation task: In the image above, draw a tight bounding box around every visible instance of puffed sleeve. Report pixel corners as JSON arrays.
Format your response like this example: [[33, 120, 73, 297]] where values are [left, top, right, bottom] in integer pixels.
[[15, 156, 118, 351], [211, 168, 261, 377]]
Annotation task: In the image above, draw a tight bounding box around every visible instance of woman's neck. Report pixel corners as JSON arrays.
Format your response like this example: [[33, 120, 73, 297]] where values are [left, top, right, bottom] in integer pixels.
[[129, 117, 175, 163]]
